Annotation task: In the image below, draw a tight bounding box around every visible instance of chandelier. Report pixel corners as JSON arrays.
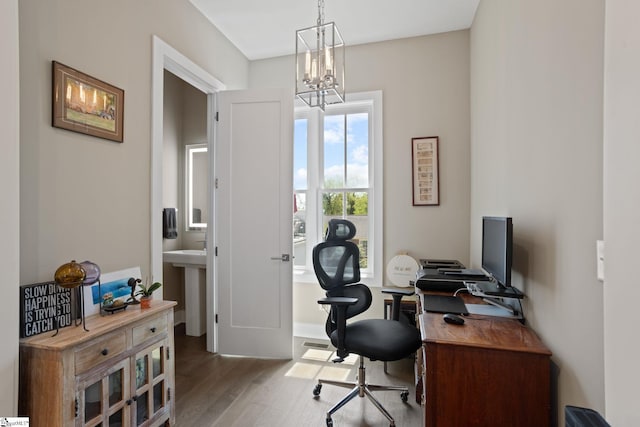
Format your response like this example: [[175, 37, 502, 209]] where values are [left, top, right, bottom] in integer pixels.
[[295, 0, 345, 110]]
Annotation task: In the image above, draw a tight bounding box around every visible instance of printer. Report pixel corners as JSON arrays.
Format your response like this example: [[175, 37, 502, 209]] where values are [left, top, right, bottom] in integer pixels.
[[415, 265, 488, 292]]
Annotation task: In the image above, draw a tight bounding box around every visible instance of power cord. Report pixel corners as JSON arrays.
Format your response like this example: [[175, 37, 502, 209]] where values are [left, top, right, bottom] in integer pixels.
[[453, 287, 469, 297]]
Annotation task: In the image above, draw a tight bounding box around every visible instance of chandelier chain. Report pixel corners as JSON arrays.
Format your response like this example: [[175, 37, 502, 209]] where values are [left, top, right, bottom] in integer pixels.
[[317, 0, 325, 26]]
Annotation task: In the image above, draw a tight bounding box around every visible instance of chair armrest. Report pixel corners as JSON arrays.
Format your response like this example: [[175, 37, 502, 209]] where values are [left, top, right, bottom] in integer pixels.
[[317, 297, 358, 360], [381, 288, 415, 296], [318, 297, 358, 305], [381, 288, 415, 321]]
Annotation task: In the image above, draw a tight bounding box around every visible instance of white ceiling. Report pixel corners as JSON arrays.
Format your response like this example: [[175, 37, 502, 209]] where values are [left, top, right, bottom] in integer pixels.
[[190, 0, 480, 60]]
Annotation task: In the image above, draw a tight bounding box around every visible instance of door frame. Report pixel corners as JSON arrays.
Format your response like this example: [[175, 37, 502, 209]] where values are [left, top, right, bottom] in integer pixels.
[[151, 35, 225, 352]]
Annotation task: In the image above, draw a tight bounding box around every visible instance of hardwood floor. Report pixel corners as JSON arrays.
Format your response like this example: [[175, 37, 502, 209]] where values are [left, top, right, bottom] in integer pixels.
[[174, 325, 422, 427]]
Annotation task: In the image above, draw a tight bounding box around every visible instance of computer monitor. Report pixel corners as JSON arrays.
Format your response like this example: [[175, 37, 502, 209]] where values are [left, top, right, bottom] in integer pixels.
[[481, 216, 513, 288]]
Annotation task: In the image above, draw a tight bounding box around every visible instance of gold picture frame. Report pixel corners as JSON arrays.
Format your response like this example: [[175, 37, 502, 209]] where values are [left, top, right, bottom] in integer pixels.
[[52, 61, 124, 142], [411, 136, 439, 206]]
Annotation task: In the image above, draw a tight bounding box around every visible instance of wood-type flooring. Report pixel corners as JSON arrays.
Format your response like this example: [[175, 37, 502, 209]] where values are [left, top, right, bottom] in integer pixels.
[[173, 325, 422, 427]]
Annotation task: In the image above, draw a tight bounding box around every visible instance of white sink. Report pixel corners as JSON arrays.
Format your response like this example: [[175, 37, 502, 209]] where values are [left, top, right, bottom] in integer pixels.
[[163, 249, 206, 267], [163, 249, 207, 337]]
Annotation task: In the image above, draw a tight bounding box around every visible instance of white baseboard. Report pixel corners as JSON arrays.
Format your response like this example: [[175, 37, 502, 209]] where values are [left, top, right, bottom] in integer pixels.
[[293, 322, 326, 340], [173, 316, 325, 341], [173, 308, 185, 326]]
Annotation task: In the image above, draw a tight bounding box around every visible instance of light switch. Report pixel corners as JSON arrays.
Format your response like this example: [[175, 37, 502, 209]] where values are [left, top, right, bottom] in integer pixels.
[[596, 240, 604, 281]]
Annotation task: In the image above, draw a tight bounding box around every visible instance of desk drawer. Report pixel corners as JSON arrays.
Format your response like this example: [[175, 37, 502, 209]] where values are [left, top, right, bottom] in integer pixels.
[[133, 314, 168, 347], [75, 331, 126, 375]]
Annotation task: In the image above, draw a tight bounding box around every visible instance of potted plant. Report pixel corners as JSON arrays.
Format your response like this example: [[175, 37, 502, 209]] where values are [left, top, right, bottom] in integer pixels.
[[136, 281, 162, 309]]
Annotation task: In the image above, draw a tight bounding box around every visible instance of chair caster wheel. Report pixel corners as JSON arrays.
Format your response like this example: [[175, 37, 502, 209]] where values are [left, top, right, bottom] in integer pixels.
[[326, 417, 333, 427], [401, 391, 409, 403], [313, 384, 322, 396]]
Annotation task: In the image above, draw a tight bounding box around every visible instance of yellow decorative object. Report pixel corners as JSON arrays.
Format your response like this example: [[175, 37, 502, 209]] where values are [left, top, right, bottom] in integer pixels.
[[54, 260, 86, 289]]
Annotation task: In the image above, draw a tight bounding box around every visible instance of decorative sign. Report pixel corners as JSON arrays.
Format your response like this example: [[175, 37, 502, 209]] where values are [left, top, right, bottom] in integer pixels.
[[387, 254, 420, 287], [20, 281, 76, 338], [411, 136, 440, 206]]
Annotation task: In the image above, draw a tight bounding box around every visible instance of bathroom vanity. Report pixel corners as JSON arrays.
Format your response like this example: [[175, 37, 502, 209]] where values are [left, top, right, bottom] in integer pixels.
[[163, 249, 206, 336]]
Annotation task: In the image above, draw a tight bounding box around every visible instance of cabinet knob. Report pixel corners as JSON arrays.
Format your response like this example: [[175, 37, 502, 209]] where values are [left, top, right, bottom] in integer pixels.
[[101, 348, 109, 356], [150, 327, 156, 333]]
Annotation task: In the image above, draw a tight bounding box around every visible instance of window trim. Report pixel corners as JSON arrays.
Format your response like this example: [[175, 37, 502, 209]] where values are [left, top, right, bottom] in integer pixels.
[[293, 91, 383, 286]]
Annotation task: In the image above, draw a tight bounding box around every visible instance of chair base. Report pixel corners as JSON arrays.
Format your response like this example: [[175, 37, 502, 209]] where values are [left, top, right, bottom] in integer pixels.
[[313, 356, 410, 427]]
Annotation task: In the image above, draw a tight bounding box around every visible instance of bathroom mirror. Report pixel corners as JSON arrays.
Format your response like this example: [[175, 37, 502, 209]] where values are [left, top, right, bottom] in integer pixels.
[[186, 143, 208, 230]]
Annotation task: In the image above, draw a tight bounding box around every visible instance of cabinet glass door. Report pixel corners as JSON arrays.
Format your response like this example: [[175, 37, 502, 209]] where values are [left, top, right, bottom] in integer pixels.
[[78, 359, 130, 427], [134, 344, 169, 426], [84, 379, 102, 424]]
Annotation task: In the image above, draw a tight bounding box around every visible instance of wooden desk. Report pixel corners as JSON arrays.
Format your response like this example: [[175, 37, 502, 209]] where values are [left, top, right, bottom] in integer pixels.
[[415, 291, 551, 427]]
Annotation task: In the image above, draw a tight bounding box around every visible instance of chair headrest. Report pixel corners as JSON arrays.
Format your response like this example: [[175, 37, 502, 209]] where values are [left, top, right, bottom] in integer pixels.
[[325, 219, 356, 242]]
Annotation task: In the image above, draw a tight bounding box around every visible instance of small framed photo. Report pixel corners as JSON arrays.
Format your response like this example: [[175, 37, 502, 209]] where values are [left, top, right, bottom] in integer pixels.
[[411, 136, 439, 206], [52, 61, 124, 142]]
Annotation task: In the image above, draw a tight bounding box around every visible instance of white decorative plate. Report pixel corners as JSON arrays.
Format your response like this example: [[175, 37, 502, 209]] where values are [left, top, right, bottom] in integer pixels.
[[386, 254, 419, 287]]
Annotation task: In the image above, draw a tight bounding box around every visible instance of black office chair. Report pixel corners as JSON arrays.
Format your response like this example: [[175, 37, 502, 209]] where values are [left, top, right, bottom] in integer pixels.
[[312, 219, 422, 427]]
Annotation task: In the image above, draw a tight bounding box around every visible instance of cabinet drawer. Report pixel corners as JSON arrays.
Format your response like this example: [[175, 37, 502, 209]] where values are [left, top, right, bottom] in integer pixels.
[[133, 314, 168, 346], [75, 331, 126, 375]]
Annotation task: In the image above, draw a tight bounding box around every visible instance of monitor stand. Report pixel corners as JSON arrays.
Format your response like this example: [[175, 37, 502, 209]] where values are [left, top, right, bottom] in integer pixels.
[[464, 280, 524, 299], [464, 280, 525, 320], [482, 297, 516, 315]]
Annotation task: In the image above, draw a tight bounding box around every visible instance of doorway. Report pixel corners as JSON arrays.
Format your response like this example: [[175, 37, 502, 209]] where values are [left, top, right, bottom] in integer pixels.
[[151, 37, 294, 358], [151, 36, 225, 353]]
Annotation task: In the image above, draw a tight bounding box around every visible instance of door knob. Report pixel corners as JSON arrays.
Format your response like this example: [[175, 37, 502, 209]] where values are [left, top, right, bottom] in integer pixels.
[[270, 254, 290, 262]]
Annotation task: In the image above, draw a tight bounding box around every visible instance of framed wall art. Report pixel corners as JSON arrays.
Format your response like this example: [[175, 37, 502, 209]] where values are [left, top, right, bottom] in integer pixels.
[[19, 281, 79, 338], [411, 136, 439, 206], [83, 266, 142, 316], [52, 61, 124, 142]]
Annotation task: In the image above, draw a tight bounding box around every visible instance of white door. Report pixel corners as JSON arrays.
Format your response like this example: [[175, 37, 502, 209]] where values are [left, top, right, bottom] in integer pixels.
[[215, 88, 293, 358]]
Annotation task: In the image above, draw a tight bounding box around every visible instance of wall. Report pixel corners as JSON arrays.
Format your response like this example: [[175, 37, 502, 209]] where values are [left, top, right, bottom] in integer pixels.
[[19, 0, 248, 287], [0, 0, 20, 415], [470, 0, 605, 423], [250, 32, 471, 332], [162, 70, 207, 319], [603, 1, 640, 425]]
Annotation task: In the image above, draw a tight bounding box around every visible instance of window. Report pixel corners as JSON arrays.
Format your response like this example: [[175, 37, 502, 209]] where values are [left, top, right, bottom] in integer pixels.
[[293, 91, 383, 283]]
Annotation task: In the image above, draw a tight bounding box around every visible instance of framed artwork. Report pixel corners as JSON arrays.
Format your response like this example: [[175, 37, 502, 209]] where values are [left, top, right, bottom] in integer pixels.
[[411, 136, 439, 206], [52, 61, 124, 142], [19, 281, 79, 338], [83, 266, 142, 316]]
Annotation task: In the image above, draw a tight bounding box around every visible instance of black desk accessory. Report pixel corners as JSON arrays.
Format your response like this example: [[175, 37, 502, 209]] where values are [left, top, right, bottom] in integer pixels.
[[443, 313, 465, 325], [415, 268, 487, 292], [419, 258, 465, 269], [423, 294, 469, 315]]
